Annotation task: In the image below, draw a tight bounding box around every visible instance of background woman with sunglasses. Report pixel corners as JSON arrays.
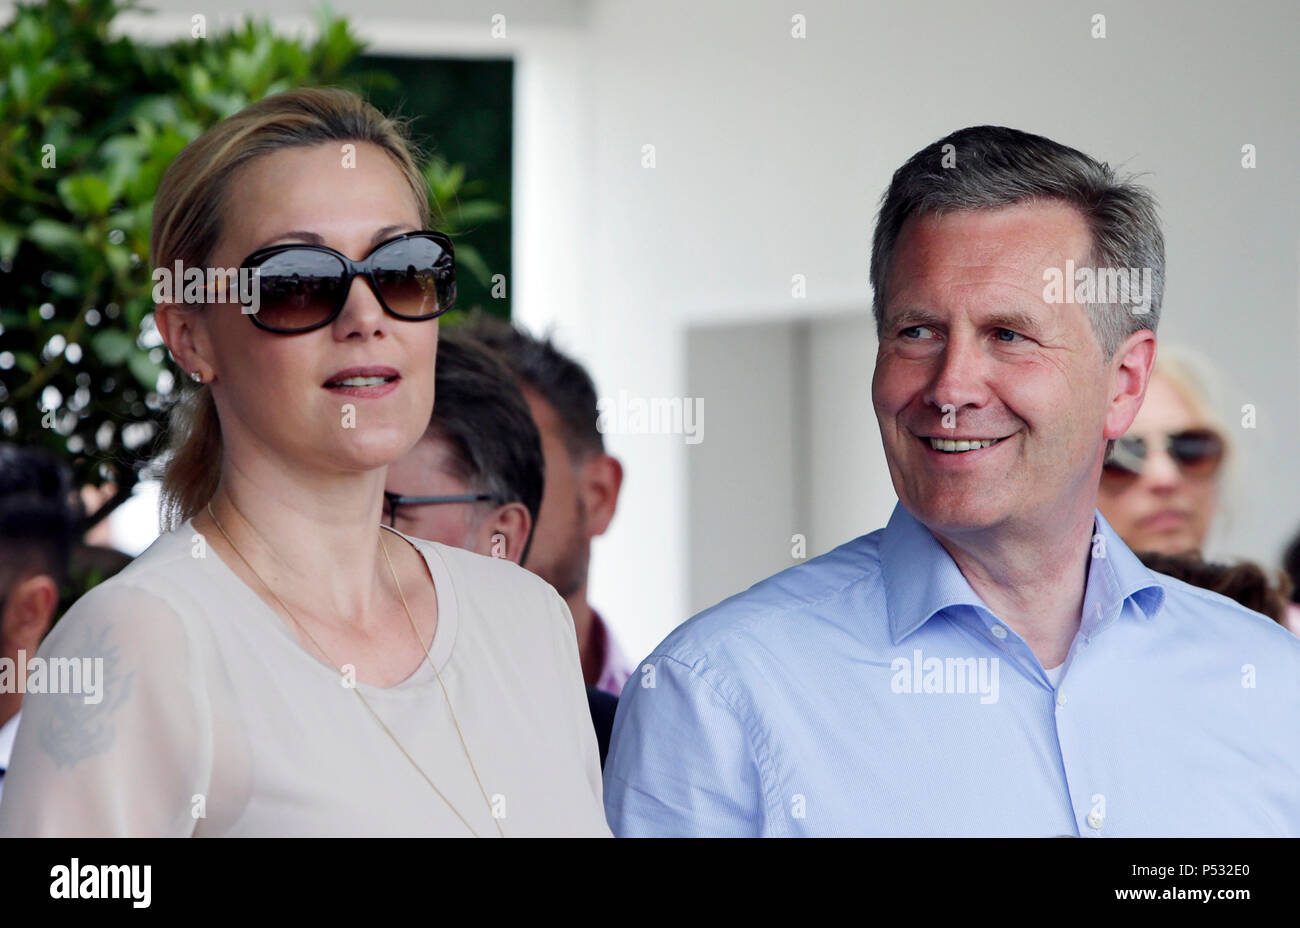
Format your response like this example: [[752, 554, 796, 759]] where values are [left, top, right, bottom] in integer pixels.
[[0, 88, 612, 836], [1098, 348, 1230, 557], [1099, 348, 1298, 634]]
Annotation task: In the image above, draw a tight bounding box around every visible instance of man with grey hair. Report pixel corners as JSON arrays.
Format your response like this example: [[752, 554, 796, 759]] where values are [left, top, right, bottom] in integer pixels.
[[604, 126, 1300, 837]]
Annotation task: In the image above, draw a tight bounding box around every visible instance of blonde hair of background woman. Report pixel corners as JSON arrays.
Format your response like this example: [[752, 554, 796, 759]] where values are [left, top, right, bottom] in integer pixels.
[[1147, 344, 1238, 553], [149, 87, 431, 533]]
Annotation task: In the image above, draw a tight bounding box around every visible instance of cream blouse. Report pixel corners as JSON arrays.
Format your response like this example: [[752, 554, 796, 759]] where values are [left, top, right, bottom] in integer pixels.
[[0, 519, 612, 837]]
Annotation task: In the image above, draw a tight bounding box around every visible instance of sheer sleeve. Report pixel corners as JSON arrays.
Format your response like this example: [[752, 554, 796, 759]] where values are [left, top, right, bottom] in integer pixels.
[[0, 581, 211, 836]]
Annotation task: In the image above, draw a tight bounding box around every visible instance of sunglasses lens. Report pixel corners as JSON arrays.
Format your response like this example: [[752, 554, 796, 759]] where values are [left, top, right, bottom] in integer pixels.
[[1103, 437, 1146, 478], [250, 250, 348, 332], [1169, 430, 1224, 477], [371, 236, 455, 318]]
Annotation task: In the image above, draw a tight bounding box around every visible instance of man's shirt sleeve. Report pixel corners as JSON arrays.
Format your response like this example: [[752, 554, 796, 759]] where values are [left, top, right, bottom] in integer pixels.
[[603, 652, 767, 837]]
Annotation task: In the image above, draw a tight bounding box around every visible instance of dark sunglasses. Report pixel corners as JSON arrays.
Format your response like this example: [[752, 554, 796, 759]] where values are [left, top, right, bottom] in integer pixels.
[[237, 231, 456, 333], [1103, 428, 1225, 479], [382, 490, 499, 528]]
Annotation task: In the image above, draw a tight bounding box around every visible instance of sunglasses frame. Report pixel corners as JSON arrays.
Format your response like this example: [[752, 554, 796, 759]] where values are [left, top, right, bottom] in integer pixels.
[[238, 230, 457, 334], [1103, 428, 1225, 479]]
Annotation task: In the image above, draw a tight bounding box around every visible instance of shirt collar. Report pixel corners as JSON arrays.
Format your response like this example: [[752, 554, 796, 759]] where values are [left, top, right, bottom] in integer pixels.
[[880, 501, 1165, 645], [1082, 507, 1166, 636]]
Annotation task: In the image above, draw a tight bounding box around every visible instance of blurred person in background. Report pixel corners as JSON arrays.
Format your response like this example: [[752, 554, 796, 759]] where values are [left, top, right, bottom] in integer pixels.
[[384, 329, 539, 564], [464, 315, 631, 697], [1097, 348, 1227, 556], [0, 444, 82, 805], [1135, 551, 1291, 626], [1100, 350, 1296, 633], [1282, 528, 1300, 634], [386, 328, 619, 765]]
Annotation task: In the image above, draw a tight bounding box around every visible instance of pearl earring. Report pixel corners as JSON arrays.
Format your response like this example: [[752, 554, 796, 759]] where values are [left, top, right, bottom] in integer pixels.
[[190, 370, 204, 383]]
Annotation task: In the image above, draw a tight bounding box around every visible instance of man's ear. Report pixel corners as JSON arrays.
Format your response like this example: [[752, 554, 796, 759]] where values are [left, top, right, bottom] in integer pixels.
[[1103, 330, 1157, 442], [580, 453, 623, 538], [477, 502, 532, 565], [1, 573, 59, 651], [154, 301, 215, 384]]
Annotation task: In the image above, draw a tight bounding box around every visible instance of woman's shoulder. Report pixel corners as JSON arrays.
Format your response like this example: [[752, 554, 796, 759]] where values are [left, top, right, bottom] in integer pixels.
[[403, 536, 573, 637], [50, 524, 216, 645], [414, 537, 554, 602], [99, 520, 208, 585]]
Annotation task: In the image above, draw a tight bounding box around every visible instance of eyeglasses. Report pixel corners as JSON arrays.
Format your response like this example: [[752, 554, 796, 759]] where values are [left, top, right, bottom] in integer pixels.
[[237, 231, 456, 333], [1102, 428, 1225, 479], [382, 490, 499, 528]]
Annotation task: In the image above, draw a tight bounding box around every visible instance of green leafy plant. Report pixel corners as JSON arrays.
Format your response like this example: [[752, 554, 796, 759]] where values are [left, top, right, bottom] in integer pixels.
[[423, 157, 506, 292], [0, 0, 503, 545]]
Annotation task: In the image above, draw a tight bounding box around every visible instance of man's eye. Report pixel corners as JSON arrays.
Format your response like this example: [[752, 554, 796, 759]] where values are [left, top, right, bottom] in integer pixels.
[[995, 328, 1025, 342], [901, 325, 936, 339]]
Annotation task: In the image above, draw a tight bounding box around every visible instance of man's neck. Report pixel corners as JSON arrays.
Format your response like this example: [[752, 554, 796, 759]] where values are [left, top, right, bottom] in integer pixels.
[[929, 504, 1097, 669], [565, 584, 602, 685]]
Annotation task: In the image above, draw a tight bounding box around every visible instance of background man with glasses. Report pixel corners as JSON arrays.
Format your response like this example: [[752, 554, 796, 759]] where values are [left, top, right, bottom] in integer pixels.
[[603, 125, 1300, 837], [463, 316, 632, 699], [384, 328, 620, 765], [384, 329, 539, 564]]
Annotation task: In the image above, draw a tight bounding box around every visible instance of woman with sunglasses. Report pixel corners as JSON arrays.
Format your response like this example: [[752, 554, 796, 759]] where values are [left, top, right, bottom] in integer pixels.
[[0, 88, 611, 837], [1098, 348, 1229, 556]]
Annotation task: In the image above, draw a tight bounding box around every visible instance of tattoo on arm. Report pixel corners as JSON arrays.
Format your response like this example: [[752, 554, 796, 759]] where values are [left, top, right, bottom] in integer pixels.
[[39, 623, 136, 769]]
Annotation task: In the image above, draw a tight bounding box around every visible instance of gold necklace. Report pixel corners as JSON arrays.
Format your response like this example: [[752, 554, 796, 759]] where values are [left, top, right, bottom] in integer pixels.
[[204, 500, 504, 837]]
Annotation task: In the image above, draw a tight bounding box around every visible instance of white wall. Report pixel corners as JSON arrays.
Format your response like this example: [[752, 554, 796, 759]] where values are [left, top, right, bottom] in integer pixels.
[[685, 320, 801, 615], [53, 0, 1299, 663]]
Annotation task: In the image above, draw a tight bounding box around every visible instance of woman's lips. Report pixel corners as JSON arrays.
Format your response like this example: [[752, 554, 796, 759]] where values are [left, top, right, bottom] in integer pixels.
[[323, 377, 400, 399]]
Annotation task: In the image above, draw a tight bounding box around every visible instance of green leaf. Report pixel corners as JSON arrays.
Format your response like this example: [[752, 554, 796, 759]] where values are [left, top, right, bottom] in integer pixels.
[[57, 174, 114, 218], [187, 64, 212, 98], [43, 272, 80, 298], [91, 329, 134, 365], [454, 245, 493, 289], [448, 200, 506, 226], [27, 219, 83, 253], [104, 244, 131, 275], [8, 63, 29, 106], [0, 224, 20, 263], [100, 133, 147, 199], [127, 349, 160, 390]]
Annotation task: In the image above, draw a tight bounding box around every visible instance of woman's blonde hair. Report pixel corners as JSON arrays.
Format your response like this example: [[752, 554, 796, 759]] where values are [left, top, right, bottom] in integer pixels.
[[151, 87, 431, 532], [1151, 345, 1232, 470]]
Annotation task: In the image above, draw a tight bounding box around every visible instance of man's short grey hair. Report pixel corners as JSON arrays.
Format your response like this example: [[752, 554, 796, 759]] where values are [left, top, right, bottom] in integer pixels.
[[869, 125, 1165, 361]]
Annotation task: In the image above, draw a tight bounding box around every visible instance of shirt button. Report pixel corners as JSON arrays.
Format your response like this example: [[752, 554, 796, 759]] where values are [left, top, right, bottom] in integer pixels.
[[1087, 810, 1104, 830], [1056, 691, 1067, 707], [991, 625, 1008, 639]]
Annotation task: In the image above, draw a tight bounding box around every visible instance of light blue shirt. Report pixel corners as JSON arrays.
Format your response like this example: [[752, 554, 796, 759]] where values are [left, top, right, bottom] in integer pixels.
[[604, 503, 1300, 836]]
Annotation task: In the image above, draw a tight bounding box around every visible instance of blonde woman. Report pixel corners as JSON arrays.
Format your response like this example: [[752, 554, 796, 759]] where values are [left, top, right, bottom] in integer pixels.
[[0, 88, 611, 837], [1098, 347, 1228, 556]]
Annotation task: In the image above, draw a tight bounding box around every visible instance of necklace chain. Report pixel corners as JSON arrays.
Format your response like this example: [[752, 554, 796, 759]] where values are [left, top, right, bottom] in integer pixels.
[[204, 500, 504, 837]]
